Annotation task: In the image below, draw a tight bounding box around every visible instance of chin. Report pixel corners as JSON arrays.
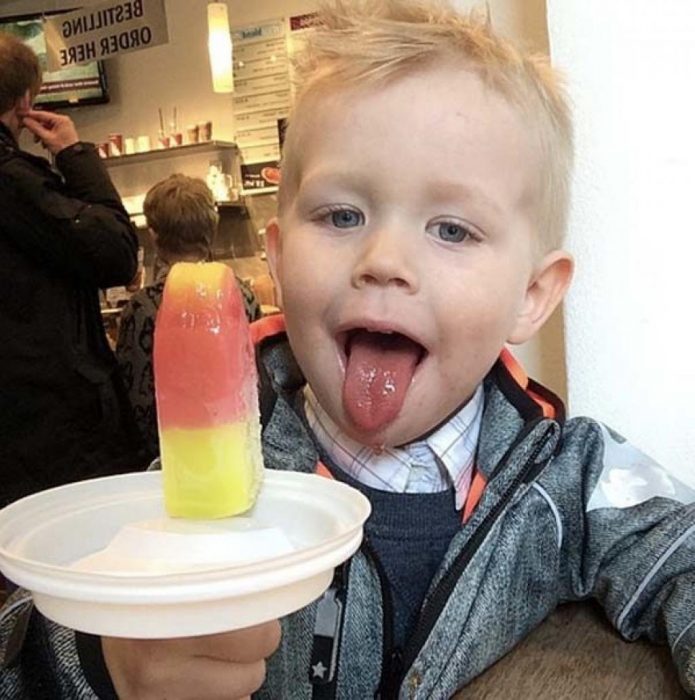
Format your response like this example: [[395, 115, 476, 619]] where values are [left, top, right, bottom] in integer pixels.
[[341, 413, 423, 450]]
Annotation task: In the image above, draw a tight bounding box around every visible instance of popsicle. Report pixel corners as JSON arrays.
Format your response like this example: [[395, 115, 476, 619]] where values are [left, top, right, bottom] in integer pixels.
[[154, 262, 263, 518]]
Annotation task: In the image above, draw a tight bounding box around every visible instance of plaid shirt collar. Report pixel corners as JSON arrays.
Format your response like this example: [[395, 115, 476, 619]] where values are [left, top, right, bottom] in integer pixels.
[[304, 384, 484, 510]]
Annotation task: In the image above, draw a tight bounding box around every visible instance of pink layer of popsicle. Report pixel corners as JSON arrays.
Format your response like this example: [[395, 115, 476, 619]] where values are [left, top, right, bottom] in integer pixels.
[[154, 264, 257, 429]]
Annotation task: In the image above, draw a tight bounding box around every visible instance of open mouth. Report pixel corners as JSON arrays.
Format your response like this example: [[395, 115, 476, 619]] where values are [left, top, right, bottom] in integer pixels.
[[339, 327, 427, 434], [339, 328, 428, 365]]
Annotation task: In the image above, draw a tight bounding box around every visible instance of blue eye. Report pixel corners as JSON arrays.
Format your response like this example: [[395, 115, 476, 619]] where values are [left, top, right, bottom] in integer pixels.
[[434, 221, 470, 243], [330, 209, 364, 228], [427, 221, 475, 243]]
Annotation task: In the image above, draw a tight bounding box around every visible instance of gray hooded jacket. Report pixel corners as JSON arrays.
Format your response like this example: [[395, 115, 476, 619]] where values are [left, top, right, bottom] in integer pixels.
[[1, 330, 694, 698]]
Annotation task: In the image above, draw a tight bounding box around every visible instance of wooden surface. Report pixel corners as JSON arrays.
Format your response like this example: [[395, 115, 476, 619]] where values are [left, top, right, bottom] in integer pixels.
[[457, 602, 687, 699]]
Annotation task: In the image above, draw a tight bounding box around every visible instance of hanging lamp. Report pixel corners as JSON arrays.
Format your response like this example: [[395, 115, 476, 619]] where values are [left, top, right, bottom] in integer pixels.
[[207, 2, 234, 93]]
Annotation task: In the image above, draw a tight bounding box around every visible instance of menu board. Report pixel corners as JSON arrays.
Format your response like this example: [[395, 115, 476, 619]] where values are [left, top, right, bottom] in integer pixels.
[[231, 20, 288, 194], [232, 14, 318, 195]]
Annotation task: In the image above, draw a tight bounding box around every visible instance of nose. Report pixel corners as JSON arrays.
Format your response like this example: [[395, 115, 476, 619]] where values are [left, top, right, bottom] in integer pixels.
[[351, 224, 419, 293]]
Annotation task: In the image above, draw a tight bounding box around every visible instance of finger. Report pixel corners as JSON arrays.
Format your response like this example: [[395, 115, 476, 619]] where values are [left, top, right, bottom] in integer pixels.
[[23, 109, 62, 125], [103, 637, 268, 700], [164, 657, 267, 699], [120, 655, 266, 700], [170, 621, 282, 663], [21, 117, 51, 140]]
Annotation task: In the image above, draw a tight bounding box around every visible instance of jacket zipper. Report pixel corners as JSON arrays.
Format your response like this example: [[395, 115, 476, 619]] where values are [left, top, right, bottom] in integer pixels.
[[310, 561, 351, 699], [361, 536, 402, 700], [394, 421, 559, 692]]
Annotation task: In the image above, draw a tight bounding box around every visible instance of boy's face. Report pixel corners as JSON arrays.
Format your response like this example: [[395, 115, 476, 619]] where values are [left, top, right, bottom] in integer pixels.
[[269, 64, 569, 448]]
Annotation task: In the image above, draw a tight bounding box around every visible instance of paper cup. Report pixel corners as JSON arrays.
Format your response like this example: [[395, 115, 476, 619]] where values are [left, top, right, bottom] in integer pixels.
[[186, 124, 199, 144], [136, 135, 151, 153], [198, 120, 212, 141], [108, 133, 123, 157]]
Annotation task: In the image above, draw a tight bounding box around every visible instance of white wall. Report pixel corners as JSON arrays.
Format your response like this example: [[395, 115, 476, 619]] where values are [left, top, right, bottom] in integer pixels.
[[547, 1, 695, 484], [453, 0, 548, 51]]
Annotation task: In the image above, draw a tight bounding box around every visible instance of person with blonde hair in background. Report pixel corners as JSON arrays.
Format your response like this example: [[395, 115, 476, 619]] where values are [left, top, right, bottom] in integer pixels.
[[116, 174, 260, 462]]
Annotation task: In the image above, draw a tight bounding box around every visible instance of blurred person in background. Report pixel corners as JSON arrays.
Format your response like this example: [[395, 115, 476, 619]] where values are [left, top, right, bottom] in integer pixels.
[[0, 32, 146, 508], [116, 174, 261, 462]]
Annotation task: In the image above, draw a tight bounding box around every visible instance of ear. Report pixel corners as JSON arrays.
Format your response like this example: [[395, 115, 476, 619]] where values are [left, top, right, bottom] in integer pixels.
[[17, 89, 33, 112], [265, 217, 284, 308], [507, 250, 574, 345]]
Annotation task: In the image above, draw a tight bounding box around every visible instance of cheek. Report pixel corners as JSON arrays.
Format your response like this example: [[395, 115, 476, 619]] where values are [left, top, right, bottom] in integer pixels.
[[276, 252, 312, 310], [439, 287, 521, 360], [282, 248, 342, 314], [281, 283, 312, 323], [280, 271, 326, 337]]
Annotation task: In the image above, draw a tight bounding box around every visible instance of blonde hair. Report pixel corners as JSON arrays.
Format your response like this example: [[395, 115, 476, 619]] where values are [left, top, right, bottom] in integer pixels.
[[279, 0, 574, 252], [144, 174, 218, 259]]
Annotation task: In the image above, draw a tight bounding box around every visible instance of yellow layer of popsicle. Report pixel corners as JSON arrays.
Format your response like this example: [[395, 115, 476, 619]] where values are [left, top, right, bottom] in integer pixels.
[[160, 420, 263, 519]]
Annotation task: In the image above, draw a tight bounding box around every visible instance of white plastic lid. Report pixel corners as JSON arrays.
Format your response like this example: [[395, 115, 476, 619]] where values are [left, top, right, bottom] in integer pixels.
[[0, 470, 370, 638]]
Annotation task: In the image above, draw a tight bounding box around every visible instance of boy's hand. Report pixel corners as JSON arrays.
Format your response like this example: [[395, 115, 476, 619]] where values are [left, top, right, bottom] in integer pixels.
[[21, 109, 79, 155], [102, 620, 281, 699]]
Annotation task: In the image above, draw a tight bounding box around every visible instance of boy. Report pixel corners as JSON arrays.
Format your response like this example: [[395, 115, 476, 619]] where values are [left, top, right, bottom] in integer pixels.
[[116, 174, 260, 462], [2, 2, 694, 698]]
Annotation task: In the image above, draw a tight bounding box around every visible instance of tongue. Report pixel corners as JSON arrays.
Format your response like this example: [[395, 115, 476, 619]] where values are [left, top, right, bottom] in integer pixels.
[[342, 330, 421, 434]]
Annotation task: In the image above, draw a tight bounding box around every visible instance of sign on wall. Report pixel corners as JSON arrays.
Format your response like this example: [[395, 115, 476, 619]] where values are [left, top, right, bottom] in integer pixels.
[[44, 0, 169, 70], [231, 18, 289, 195], [232, 13, 318, 196]]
